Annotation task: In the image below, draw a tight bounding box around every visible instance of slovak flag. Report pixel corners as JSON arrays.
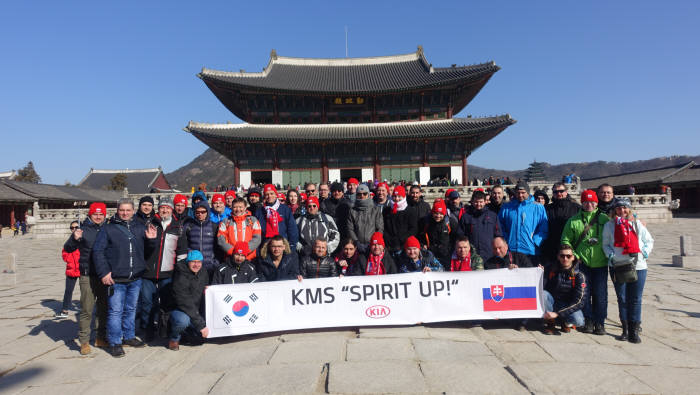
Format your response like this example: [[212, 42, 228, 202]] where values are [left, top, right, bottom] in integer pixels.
[[482, 285, 538, 311]]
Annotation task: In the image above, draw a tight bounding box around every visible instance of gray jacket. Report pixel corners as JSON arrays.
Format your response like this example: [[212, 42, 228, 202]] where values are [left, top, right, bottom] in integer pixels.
[[346, 199, 383, 252]]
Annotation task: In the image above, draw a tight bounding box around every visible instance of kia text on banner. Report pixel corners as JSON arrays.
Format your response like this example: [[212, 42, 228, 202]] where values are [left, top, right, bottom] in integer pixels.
[[205, 267, 544, 338]]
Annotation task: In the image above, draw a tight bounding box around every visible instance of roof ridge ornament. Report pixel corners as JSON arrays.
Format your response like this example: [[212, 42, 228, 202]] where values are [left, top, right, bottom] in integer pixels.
[[270, 49, 278, 61]]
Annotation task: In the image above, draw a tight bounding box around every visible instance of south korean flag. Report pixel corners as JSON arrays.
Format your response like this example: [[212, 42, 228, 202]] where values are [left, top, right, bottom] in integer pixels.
[[212, 288, 268, 330]]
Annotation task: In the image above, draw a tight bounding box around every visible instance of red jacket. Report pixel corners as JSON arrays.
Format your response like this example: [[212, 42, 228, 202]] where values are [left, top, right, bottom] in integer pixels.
[[62, 248, 80, 277]]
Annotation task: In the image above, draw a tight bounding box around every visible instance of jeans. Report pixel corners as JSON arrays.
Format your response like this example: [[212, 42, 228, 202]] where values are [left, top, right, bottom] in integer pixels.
[[61, 276, 78, 311], [107, 279, 141, 346], [580, 265, 608, 325], [137, 277, 172, 330], [612, 269, 647, 322], [78, 275, 107, 344], [169, 309, 202, 342], [543, 290, 585, 327]]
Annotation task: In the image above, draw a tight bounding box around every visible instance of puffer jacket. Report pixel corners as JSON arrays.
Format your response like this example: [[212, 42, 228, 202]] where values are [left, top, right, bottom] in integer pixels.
[[92, 214, 156, 281], [397, 249, 444, 273], [418, 215, 462, 267], [346, 199, 383, 251], [300, 254, 339, 278], [63, 217, 104, 276], [186, 191, 208, 218], [255, 238, 300, 281], [296, 212, 340, 256], [217, 214, 261, 260], [544, 262, 587, 317], [62, 248, 80, 277], [498, 196, 549, 256], [212, 259, 258, 284], [171, 260, 208, 330], [143, 214, 184, 280], [602, 218, 654, 270], [383, 205, 418, 254], [561, 209, 610, 268], [543, 197, 581, 262], [255, 202, 299, 246], [179, 200, 220, 272], [459, 206, 501, 261]]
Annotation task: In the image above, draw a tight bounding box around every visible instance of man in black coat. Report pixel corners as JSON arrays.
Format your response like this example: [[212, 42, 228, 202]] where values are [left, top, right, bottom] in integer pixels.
[[542, 183, 581, 265], [382, 185, 418, 256], [321, 182, 351, 237], [212, 242, 258, 284], [407, 185, 431, 220], [167, 250, 210, 350]]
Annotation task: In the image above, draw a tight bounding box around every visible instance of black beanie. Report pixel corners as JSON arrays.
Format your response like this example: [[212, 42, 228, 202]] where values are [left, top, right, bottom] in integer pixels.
[[139, 196, 154, 206]]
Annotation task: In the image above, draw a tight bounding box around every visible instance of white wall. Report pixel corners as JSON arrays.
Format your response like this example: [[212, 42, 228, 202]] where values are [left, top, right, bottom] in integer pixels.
[[450, 166, 463, 186], [328, 169, 341, 183], [361, 168, 374, 183], [419, 167, 430, 185], [240, 171, 251, 188], [272, 170, 283, 186]]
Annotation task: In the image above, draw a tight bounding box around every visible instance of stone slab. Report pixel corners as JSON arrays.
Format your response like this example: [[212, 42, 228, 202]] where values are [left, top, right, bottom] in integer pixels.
[[268, 336, 345, 364], [424, 326, 480, 342], [412, 338, 493, 361], [346, 338, 415, 361], [328, 360, 427, 394], [358, 326, 430, 339], [210, 363, 324, 395], [166, 372, 224, 395], [420, 361, 530, 394], [485, 341, 554, 363], [189, 338, 280, 372], [537, 341, 637, 364], [625, 365, 700, 394]]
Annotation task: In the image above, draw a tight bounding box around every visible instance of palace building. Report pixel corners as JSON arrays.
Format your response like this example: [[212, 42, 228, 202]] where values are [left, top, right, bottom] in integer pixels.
[[185, 46, 515, 187]]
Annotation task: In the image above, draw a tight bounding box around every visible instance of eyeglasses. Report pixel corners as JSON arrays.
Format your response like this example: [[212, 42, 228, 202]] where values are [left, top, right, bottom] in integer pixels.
[[307, 204, 317, 208], [554, 189, 566, 194], [306, 189, 315, 193], [559, 253, 573, 259], [195, 210, 208, 215], [70, 226, 79, 230]]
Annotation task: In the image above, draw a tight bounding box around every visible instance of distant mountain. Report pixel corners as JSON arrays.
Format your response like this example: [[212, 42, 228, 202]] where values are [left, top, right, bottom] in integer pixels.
[[165, 149, 700, 190]]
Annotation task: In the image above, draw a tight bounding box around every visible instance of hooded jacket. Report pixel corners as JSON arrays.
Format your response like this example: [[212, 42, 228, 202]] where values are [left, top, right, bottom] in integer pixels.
[[212, 258, 258, 284], [498, 196, 549, 256], [171, 260, 208, 331], [92, 214, 156, 281], [254, 201, 299, 246], [459, 206, 501, 261], [296, 212, 340, 256], [346, 199, 383, 251], [255, 238, 300, 281], [179, 200, 219, 272], [382, 204, 418, 254], [544, 261, 587, 317], [418, 214, 462, 267], [561, 209, 610, 268], [397, 248, 444, 273], [186, 191, 208, 218], [209, 206, 231, 225], [543, 196, 581, 262], [300, 253, 339, 278], [63, 217, 105, 276], [143, 214, 184, 280]]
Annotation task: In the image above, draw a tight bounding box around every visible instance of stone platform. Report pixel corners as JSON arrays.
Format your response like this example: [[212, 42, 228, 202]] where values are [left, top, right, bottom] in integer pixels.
[[0, 219, 699, 394]]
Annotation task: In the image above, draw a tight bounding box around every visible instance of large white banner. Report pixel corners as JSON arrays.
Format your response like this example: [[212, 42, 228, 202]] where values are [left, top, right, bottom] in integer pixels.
[[205, 268, 544, 338]]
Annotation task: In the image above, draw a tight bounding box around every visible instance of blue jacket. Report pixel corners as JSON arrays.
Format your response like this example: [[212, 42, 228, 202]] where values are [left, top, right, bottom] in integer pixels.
[[255, 202, 299, 246], [498, 196, 549, 256], [92, 215, 156, 281], [459, 206, 501, 261], [179, 200, 219, 271], [209, 206, 231, 224], [255, 239, 300, 281], [186, 191, 208, 219]]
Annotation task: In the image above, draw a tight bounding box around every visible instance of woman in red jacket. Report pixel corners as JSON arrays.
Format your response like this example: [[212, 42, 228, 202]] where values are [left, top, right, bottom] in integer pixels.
[[57, 221, 81, 318]]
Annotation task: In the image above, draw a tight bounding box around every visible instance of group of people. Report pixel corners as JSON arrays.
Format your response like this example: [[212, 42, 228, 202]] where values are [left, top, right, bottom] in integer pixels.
[[59, 178, 653, 358]]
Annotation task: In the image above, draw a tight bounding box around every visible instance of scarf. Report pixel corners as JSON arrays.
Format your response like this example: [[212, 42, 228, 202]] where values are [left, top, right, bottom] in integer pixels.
[[390, 197, 408, 214], [450, 251, 472, 272], [354, 198, 373, 211], [288, 203, 299, 214], [264, 199, 282, 238], [614, 217, 640, 254], [366, 252, 386, 276]]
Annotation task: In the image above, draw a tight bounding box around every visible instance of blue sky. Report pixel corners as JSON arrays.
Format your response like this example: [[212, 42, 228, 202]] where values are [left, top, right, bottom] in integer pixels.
[[1, 1, 698, 184]]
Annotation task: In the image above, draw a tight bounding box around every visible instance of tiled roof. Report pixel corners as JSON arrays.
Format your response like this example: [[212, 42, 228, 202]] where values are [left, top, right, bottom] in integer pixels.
[[1, 180, 123, 203], [185, 116, 515, 142], [199, 49, 499, 94], [581, 161, 698, 188], [78, 168, 165, 194], [0, 182, 34, 202]]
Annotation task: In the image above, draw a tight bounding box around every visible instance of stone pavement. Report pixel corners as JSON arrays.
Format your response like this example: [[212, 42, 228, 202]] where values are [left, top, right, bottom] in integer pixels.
[[0, 219, 699, 394]]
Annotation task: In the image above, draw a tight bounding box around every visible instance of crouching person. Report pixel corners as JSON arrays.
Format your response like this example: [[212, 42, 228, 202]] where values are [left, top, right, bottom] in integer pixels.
[[168, 250, 209, 350], [542, 244, 586, 335], [300, 237, 338, 278], [397, 236, 443, 273], [212, 242, 258, 284]]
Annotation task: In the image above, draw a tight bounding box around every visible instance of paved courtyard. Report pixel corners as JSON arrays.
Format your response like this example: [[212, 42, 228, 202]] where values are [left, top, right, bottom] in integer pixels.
[[0, 218, 699, 394]]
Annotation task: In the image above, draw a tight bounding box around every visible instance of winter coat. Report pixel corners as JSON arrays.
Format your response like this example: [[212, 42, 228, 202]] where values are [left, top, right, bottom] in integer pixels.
[[143, 215, 185, 280], [459, 206, 501, 261], [543, 197, 581, 262], [209, 207, 231, 225], [171, 261, 208, 331], [133, 210, 155, 226], [346, 199, 383, 251], [62, 248, 80, 277], [407, 198, 431, 221], [484, 250, 531, 270], [544, 262, 587, 317], [447, 202, 465, 223], [255, 238, 300, 281], [397, 249, 444, 273], [498, 196, 549, 256], [92, 215, 156, 281], [179, 200, 220, 272], [211, 259, 258, 284], [186, 191, 208, 218], [418, 215, 462, 268], [300, 254, 339, 278], [382, 205, 419, 254], [561, 209, 610, 268], [63, 217, 104, 276], [321, 197, 351, 237], [217, 214, 261, 260], [362, 252, 398, 275], [296, 212, 340, 256], [255, 202, 299, 246], [449, 250, 484, 272], [602, 218, 654, 270], [334, 252, 367, 276]]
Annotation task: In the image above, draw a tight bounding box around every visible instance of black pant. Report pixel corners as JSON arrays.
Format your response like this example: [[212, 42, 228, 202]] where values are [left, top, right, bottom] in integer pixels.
[[61, 276, 78, 311]]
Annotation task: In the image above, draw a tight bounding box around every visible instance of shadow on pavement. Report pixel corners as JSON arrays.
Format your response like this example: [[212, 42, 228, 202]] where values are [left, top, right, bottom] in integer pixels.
[[0, 366, 45, 392], [659, 308, 700, 318], [28, 319, 80, 352]]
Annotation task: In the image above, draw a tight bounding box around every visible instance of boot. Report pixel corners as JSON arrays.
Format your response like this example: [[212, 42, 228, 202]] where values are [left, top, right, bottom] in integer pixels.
[[628, 321, 642, 344], [579, 318, 594, 334], [616, 320, 628, 341], [80, 343, 91, 355], [593, 322, 606, 336], [168, 340, 179, 351]]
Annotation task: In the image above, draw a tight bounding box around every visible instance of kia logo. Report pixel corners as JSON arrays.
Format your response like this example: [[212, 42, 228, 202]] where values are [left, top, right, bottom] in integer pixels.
[[365, 305, 390, 319]]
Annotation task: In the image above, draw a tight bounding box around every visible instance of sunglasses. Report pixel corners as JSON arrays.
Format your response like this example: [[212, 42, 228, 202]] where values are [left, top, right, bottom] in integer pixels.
[[195, 210, 208, 215], [306, 190, 315, 193], [70, 226, 79, 230], [307, 204, 317, 208], [357, 192, 369, 196], [559, 253, 574, 259], [554, 189, 566, 194]]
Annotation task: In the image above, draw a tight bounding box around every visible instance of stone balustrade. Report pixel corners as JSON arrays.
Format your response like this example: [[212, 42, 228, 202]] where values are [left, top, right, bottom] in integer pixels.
[[32, 208, 117, 239]]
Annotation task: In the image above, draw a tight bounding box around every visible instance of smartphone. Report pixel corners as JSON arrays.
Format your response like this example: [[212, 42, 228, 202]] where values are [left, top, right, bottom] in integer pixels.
[[107, 285, 114, 297]]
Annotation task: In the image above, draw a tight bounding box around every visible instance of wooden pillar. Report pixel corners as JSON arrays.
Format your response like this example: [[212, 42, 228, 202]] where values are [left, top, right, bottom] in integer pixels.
[[420, 92, 425, 121], [321, 163, 329, 185], [233, 162, 240, 187], [10, 207, 16, 228], [462, 155, 468, 186], [273, 95, 279, 124]]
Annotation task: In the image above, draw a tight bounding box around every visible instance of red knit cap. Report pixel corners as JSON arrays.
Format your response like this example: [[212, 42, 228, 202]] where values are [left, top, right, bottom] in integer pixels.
[[173, 194, 188, 205], [581, 189, 598, 203], [306, 196, 319, 207], [445, 188, 456, 199], [211, 193, 225, 203], [370, 232, 385, 247], [277, 192, 286, 200], [300, 192, 307, 202], [348, 178, 359, 186], [233, 241, 249, 256], [264, 184, 277, 194], [392, 185, 406, 198], [404, 236, 421, 250], [432, 199, 447, 214], [89, 202, 106, 216], [224, 190, 237, 199], [377, 182, 389, 191]]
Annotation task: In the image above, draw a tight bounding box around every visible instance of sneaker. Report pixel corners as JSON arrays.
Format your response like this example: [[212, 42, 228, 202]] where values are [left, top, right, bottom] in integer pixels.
[[80, 343, 91, 355], [168, 340, 179, 351], [543, 322, 557, 335], [122, 338, 146, 348], [560, 322, 572, 333], [95, 338, 109, 348], [108, 345, 125, 358], [593, 323, 606, 336], [54, 311, 69, 318]]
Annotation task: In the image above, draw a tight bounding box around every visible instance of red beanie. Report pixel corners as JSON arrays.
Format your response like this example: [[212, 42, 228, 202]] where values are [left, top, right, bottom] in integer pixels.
[[377, 182, 389, 191], [370, 232, 385, 247], [404, 236, 421, 250], [432, 199, 447, 214], [300, 192, 307, 202], [581, 189, 598, 203], [445, 188, 456, 199], [264, 184, 277, 194], [233, 241, 249, 256], [173, 194, 188, 206], [88, 202, 106, 216], [277, 192, 286, 200], [392, 185, 406, 198], [211, 193, 225, 203], [348, 178, 359, 186], [306, 196, 319, 207], [224, 190, 237, 199]]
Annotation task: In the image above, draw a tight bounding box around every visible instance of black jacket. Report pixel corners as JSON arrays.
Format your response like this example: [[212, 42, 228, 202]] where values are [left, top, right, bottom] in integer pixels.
[[144, 215, 185, 280], [63, 218, 104, 276], [171, 261, 209, 330], [321, 197, 351, 237], [335, 252, 367, 276], [300, 254, 339, 278], [92, 215, 156, 281], [212, 259, 258, 284], [484, 250, 531, 270], [255, 239, 300, 281], [362, 253, 398, 275], [418, 215, 462, 268], [407, 198, 431, 221], [544, 262, 587, 316], [543, 197, 581, 262], [459, 207, 501, 261], [382, 206, 418, 253], [133, 210, 155, 226]]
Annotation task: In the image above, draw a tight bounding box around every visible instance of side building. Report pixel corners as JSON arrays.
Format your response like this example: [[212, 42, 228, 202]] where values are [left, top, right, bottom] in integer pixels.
[[78, 167, 175, 194]]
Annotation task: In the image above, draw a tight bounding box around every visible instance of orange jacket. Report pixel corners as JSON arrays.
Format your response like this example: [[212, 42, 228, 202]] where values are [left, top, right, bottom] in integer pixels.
[[217, 214, 262, 260]]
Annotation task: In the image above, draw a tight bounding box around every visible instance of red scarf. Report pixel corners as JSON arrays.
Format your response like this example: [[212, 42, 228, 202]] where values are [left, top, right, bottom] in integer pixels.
[[450, 251, 472, 272], [366, 253, 386, 275], [614, 217, 640, 254], [264, 200, 283, 238]]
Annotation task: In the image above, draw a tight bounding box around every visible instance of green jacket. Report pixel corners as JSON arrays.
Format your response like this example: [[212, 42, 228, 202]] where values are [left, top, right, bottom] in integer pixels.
[[561, 209, 610, 268]]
